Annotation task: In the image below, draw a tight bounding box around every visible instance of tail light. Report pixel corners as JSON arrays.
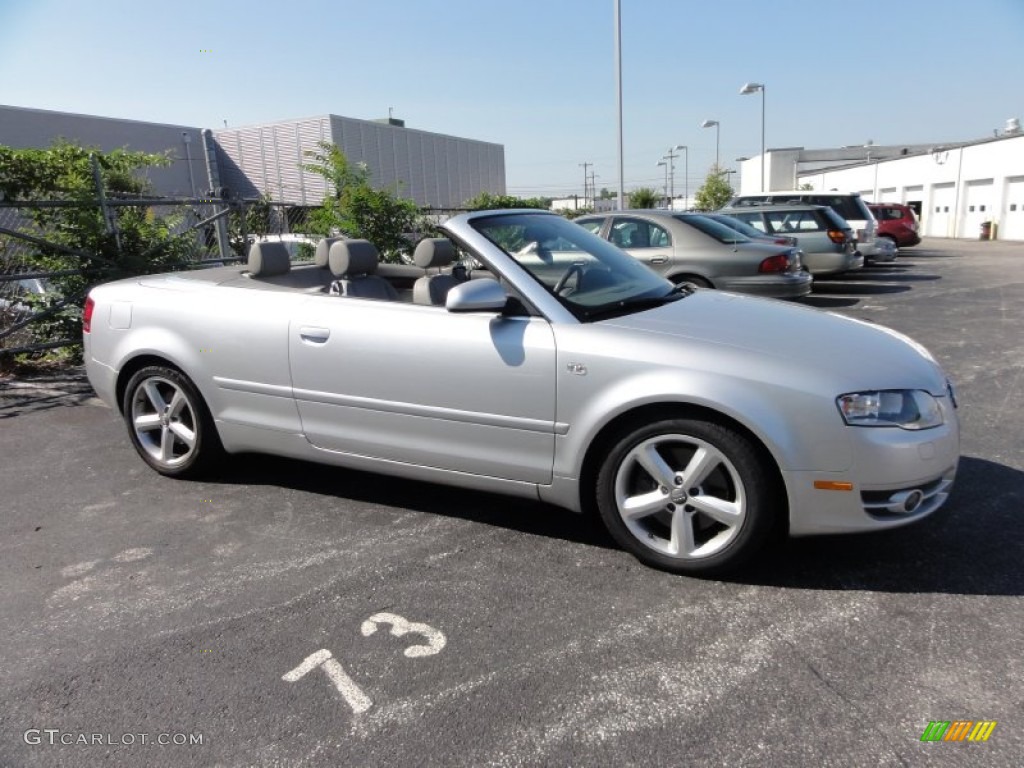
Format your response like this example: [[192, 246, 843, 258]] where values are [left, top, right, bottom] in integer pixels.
[[826, 229, 846, 244], [758, 254, 791, 273], [83, 295, 94, 334], [773, 237, 794, 246]]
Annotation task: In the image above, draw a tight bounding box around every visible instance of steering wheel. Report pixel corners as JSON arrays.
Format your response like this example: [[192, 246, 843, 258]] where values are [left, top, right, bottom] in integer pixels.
[[553, 263, 585, 295]]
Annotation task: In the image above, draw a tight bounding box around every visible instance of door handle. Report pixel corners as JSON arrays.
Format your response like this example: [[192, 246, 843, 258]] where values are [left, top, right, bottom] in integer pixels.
[[650, 256, 668, 264], [299, 326, 330, 343]]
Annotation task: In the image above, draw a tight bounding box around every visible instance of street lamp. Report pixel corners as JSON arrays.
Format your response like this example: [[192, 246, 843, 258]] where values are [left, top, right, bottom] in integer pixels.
[[656, 160, 669, 207], [701, 119, 720, 169], [661, 146, 682, 208], [739, 82, 766, 191]]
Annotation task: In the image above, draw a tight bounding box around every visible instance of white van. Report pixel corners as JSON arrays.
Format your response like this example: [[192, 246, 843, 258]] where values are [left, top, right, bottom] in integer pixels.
[[727, 191, 888, 261]]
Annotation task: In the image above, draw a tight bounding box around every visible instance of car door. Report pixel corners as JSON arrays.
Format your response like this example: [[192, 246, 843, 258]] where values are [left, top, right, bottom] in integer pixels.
[[608, 217, 674, 276], [288, 294, 558, 484]]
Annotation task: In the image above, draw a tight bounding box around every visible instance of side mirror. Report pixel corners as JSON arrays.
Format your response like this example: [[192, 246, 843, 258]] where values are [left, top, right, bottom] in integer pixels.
[[445, 279, 508, 313]]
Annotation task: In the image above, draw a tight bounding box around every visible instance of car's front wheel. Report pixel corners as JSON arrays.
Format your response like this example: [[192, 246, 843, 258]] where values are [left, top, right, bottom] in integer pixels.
[[595, 417, 779, 575], [122, 365, 223, 478]]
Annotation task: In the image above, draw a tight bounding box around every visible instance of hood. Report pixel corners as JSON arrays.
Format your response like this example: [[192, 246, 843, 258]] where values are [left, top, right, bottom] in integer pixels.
[[601, 290, 948, 394]]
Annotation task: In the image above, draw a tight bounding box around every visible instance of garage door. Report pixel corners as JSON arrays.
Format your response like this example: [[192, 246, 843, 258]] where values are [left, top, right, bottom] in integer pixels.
[[927, 183, 956, 237], [962, 179, 994, 239], [1002, 177, 1024, 240]]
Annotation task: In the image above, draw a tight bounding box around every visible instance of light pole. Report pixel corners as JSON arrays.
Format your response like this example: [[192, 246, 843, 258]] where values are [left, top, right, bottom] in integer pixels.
[[674, 144, 688, 209], [740, 82, 766, 191], [614, 0, 624, 210], [701, 119, 720, 169], [656, 160, 669, 208]]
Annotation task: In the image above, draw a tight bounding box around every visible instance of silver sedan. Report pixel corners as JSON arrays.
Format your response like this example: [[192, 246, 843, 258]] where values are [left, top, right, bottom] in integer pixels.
[[84, 210, 958, 575], [575, 210, 812, 298]]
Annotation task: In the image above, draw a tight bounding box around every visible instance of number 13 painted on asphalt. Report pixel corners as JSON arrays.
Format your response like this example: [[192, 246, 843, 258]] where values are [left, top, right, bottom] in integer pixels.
[[282, 612, 446, 714]]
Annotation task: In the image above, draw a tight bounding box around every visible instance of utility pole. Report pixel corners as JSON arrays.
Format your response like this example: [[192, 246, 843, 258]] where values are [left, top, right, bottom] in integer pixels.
[[580, 162, 592, 208]]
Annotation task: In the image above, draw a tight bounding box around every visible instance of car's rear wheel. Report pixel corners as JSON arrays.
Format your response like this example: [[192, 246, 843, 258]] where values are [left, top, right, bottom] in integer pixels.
[[122, 365, 223, 478], [595, 417, 778, 575]]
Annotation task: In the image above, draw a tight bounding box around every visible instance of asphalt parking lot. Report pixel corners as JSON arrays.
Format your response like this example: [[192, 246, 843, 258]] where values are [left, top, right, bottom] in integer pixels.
[[2, 237, 1022, 767]]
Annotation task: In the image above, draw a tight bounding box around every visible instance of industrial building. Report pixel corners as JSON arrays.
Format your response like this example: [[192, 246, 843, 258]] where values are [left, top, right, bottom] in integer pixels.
[[213, 115, 505, 209], [0, 105, 506, 210], [737, 121, 1024, 240]]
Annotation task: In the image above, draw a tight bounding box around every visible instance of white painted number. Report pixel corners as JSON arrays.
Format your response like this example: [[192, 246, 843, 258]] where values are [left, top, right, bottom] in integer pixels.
[[282, 649, 372, 714], [283, 613, 446, 714], [360, 612, 446, 658]]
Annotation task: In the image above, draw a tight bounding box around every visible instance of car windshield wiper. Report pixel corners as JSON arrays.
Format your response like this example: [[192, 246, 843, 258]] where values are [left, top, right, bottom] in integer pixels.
[[580, 284, 692, 321]]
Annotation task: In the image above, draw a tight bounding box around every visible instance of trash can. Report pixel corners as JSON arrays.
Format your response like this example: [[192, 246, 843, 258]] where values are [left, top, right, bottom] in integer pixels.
[[980, 221, 994, 240]]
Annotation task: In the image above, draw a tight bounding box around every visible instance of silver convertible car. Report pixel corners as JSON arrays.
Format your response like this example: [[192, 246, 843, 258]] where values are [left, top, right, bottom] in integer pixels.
[[83, 210, 959, 575]]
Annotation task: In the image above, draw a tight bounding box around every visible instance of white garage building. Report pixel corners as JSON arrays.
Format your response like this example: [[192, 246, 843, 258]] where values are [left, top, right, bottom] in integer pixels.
[[738, 125, 1024, 240]]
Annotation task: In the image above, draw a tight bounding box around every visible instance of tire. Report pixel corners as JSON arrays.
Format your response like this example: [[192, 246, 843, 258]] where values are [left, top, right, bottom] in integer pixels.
[[595, 417, 779, 575], [673, 274, 711, 289], [122, 365, 224, 478]]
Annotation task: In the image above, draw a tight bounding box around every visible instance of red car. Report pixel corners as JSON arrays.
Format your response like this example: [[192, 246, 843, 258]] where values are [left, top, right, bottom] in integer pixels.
[[869, 203, 921, 248]]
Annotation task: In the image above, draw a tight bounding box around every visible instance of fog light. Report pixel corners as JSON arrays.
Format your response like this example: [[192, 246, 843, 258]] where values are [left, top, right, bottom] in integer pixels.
[[886, 489, 924, 514]]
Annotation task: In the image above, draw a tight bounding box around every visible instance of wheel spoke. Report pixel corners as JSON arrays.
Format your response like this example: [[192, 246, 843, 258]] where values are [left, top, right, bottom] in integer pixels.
[[669, 508, 696, 556], [689, 494, 742, 527], [167, 389, 188, 418], [168, 421, 196, 448], [635, 443, 676, 488], [143, 380, 167, 412], [682, 446, 721, 488], [134, 413, 162, 431], [159, 426, 177, 461], [621, 489, 669, 520]]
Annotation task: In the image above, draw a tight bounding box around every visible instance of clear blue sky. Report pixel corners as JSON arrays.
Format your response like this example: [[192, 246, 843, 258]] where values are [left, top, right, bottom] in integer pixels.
[[2, 0, 1022, 199]]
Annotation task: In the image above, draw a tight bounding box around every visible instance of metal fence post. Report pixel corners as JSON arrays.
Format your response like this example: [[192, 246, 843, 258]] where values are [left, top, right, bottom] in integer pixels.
[[90, 154, 123, 258]]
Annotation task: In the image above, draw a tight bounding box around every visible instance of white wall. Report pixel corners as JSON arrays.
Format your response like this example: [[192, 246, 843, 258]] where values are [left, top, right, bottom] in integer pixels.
[[797, 134, 1024, 239]]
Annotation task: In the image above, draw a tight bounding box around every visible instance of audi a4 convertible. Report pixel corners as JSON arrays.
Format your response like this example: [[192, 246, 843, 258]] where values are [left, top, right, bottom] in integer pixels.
[[84, 210, 959, 575]]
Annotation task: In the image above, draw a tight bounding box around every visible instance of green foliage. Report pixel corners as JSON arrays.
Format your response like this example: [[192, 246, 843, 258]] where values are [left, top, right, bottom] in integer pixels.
[[299, 141, 420, 262], [693, 166, 734, 211], [799, 182, 814, 191], [598, 187, 615, 200], [462, 192, 551, 211], [627, 187, 660, 209], [561, 207, 594, 220], [0, 141, 194, 353]]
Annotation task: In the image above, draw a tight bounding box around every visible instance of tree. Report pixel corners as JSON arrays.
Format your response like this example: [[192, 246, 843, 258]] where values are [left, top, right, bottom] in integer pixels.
[[693, 166, 734, 211], [799, 182, 814, 191], [627, 187, 659, 209], [598, 187, 615, 200], [462, 192, 550, 211], [300, 141, 421, 262], [0, 141, 194, 355]]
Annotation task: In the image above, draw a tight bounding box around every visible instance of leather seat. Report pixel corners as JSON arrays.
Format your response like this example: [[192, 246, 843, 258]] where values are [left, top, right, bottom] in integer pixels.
[[411, 238, 462, 306], [327, 240, 399, 300]]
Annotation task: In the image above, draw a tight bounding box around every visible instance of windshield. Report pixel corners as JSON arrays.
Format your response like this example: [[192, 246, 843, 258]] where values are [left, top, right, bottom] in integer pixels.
[[673, 214, 751, 244], [469, 213, 677, 321]]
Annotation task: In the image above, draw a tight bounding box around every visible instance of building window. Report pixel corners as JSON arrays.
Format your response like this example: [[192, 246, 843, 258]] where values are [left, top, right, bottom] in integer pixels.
[[980, 205, 986, 211], [944, 206, 949, 212], [1012, 204, 1018, 212]]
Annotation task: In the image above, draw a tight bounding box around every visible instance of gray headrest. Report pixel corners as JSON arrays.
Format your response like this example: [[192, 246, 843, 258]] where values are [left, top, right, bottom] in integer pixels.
[[329, 240, 380, 277], [413, 238, 456, 269], [314, 237, 343, 268], [248, 241, 290, 277]]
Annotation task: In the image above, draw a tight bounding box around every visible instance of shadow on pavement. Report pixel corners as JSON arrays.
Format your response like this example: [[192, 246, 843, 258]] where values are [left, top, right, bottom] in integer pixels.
[[215, 452, 1022, 596]]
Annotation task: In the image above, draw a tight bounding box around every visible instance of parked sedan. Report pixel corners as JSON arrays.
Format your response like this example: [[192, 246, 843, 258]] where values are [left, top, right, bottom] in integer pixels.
[[575, 211, 811, 299], [718, 204, 864, 276], [84, 209, 959, 575]]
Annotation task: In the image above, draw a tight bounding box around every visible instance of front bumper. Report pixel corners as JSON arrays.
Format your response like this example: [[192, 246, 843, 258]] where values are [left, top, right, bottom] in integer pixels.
[[784, 406, 960, 536]]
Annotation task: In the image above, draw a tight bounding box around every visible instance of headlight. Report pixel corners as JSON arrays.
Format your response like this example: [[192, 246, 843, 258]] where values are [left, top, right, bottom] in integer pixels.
[[836, 390, 944, 430]]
